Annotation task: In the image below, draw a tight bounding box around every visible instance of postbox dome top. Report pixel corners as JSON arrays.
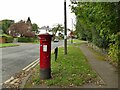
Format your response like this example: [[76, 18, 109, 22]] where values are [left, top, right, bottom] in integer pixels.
[[38, 33, 53, 38], [38, 33, 49, 35]]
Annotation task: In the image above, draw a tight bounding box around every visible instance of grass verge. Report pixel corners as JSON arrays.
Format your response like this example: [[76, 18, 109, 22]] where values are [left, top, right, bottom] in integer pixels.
[[68, 39, 87, 43], [0, 43, 19, 48], [24, 44, 97, 88]]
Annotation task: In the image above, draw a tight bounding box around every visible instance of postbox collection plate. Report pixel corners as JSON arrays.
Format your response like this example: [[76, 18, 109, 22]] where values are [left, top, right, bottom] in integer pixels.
[[43, 45, 47, 52]]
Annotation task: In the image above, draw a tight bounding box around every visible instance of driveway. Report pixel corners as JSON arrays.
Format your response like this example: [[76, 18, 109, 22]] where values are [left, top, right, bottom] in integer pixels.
[[1, 41, 63, 83]]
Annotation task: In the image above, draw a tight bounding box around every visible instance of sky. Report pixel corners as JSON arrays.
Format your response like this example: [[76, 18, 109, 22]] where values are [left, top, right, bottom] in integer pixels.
[[0, 0, 76, 29]]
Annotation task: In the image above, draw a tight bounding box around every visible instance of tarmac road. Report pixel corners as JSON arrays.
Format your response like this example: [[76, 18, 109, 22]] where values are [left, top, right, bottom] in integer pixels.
[[1, 41, 63, 83]]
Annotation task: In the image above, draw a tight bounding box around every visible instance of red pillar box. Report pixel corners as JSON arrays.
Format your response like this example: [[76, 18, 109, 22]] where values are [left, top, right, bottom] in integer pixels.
[[38, 33, 52, 79]]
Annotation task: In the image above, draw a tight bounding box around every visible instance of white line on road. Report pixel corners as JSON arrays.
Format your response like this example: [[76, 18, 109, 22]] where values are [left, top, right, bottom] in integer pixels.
[[3, 46, 63, 86], [4, 76, 14, 84], [3, 58, 39, 85], [25, 61, 39, 72], [22, 58, 39, 71], [10, 78, 19, 85]]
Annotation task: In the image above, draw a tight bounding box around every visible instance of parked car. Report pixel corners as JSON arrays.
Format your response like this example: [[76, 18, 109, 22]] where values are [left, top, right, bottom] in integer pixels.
[[54, 38, 59, 42]]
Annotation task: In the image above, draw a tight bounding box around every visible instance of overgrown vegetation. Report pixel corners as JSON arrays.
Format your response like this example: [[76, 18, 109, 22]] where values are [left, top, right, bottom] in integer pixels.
[[25, 44, 97, 88], [0, 34, 14, 43], [70, 2, 120, 63]]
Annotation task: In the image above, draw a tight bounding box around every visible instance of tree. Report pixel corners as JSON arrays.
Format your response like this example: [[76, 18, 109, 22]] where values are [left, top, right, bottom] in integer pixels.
[[58, 32, 64, 39], [0, 21, 2, 34], [49, 24, 64, 40], [70, 2, 120, 62], [2, 19, 14, 34], [27, 17, 31, 25], [7, 21, 35, 37], [32, 23, 39, 34]]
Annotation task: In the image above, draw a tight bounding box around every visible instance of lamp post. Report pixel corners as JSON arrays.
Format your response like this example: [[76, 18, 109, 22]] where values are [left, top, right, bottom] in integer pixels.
[[64, 0, 67, 55]]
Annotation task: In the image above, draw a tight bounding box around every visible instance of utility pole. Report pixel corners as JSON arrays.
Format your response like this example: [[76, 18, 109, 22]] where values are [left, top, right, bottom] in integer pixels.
[[64, 0, 67, 55]]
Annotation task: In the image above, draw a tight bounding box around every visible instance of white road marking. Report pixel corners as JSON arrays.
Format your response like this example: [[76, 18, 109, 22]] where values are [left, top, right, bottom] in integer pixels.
[[22, 58, 39, 71], [4, 76, 14, 84], [3, 46, 63, 85], [10, 78, 19, 85]]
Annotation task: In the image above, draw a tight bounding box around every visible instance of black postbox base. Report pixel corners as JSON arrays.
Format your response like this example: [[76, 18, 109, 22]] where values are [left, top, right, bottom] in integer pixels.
[[40, 68, 51, 80]]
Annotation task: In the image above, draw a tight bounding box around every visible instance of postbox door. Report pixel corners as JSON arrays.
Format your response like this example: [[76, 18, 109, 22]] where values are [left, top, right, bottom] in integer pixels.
[[40, 41, 51, 69]]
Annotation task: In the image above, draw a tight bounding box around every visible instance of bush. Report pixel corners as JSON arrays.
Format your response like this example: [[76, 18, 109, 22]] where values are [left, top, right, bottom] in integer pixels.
[[18, 37, 35, 42], [108, 33, 120, 62], [1, 34, 14, 43], [5, 36, 13, 43]]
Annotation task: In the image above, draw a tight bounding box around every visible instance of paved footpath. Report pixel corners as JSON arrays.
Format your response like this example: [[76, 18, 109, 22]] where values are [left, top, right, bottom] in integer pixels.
[[79, 44, 118, 88]]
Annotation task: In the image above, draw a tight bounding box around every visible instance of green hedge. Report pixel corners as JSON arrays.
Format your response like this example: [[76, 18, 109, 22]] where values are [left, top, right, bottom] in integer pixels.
[[5, 36, 13, 43], [1, 34, 13, 43], [108, 34, 120, 62], [18, 37, 35, 42]]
